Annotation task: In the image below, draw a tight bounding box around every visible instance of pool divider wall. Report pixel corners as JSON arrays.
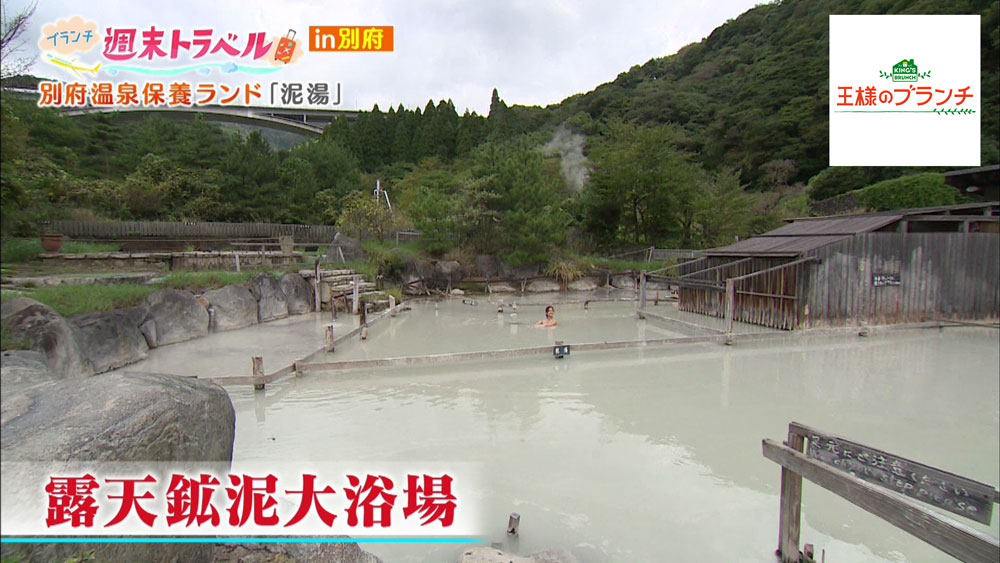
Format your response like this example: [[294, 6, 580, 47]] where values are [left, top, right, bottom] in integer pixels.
[[205, 299, 407, 387], [638, 309, 726, 335], [205, 318, 970, 387]]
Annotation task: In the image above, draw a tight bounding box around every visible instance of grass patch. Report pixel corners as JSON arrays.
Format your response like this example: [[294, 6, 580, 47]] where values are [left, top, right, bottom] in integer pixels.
[[62, 240, 120, 254], [156, 270, 275, 292], [345, 259, 377, 280], [383, 285, 405, 303], [1, 238, 43, 263], [24, 284, 157, 317]]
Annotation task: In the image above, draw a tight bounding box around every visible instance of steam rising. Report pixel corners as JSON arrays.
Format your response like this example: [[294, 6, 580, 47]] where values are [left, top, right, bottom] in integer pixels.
[[543, 127, 590, 191]]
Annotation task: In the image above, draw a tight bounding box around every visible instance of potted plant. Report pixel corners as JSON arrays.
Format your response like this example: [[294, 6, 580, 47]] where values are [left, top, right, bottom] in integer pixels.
[[40, 233, 63, 253]]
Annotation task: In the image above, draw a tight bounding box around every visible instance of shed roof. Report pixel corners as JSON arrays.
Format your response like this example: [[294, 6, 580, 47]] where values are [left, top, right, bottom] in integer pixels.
[[703, 235, 851, 257], [704, 201, 999, 257], [762, 215, 902, 237]]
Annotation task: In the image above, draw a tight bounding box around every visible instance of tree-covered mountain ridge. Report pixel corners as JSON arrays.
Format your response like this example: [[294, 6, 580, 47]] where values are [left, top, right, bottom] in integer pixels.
[[533, 0, 998, 194]]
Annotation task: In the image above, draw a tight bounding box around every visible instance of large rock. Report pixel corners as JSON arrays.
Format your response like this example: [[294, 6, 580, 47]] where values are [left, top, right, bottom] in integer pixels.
[[203, 284, 258, 331], [568, 278, 599, 291], [488, 282, 518, 293], [0, 298, 92, 378], [611, 274, 637, 289], [142, 289, 209, 347], [327, 232, 365, 262], [500, 262, 540, 280], [0, 297, 36, 319], [248, 273, 289, 322], [459, 547, 578, 563], [69, 308, 150, 374], [1, 543, 210, 563], [0, 350, 60, 390], [1, 372, 235, 462], [279, 272, 314, 315], [434, 260, 463, 286], [1, 372, 233, 563], [476, 254, 502, 278], [213, 542, 382, 563], [526, 279, 561, 292]]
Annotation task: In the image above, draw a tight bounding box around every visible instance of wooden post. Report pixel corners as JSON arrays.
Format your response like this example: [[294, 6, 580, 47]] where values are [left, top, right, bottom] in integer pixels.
[[325, 325, 335, 352], [352, 275, 360, 315], [337, 246, 346, 264], [313, 259, 321, 312], [252, 356, 264, 390], [725, 278, 736, 342], [777, 429, 805, 562], [235, 252, 240, 273], [389, 294, 397, 316], [639, 272, 647, 308]]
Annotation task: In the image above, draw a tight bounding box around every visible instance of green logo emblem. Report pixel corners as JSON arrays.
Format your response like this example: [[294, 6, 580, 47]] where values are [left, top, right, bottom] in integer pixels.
[[879, 59, 931, 82]]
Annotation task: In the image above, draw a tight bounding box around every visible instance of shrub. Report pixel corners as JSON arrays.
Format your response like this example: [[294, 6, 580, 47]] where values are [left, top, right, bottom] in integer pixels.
[[853, 173, 957, 211], [1, 238, 43, 263], [544, 259, 584, 286]]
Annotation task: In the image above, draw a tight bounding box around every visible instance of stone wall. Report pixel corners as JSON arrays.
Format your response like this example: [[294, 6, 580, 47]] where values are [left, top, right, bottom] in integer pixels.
[[38, 251, 303, 272]]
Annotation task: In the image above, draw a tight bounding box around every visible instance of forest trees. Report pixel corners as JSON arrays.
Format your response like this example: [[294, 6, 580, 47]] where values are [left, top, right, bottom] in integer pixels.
[[584, 121, 754, 249]]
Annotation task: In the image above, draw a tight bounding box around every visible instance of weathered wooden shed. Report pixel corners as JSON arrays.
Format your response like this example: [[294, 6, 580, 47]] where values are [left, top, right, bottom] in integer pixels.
[[647, 202, 999, 330]]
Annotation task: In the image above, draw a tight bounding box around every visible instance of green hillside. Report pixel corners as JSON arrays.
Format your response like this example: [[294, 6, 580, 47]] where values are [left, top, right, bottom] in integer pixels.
[[2, 0, 996, 265], [539, 0, 998, 193]]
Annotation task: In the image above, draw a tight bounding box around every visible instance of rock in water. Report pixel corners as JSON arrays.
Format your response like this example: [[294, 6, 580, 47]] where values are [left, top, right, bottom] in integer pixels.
[[69, 307, 149, 373], [0, 298, 92, 378], [248, 273, 289, 322], [142, 289, 209, 347], [279, 272, 314, 315], [203, 284, 258, 331]]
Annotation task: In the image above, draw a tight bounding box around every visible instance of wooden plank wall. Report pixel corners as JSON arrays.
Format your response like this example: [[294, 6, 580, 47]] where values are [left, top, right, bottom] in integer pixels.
[[47, 220, 339, 243], [675, 257, 790, 321], [805, 233, 999, 328], [731, 260, 809, 330]]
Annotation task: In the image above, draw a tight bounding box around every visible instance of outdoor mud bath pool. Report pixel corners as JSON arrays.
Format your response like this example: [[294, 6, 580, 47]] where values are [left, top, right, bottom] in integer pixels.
[[115, 293, 1000, 562]]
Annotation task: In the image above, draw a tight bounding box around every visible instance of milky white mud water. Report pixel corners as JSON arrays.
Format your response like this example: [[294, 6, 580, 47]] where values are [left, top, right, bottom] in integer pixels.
[[124, 296, 999, 562]]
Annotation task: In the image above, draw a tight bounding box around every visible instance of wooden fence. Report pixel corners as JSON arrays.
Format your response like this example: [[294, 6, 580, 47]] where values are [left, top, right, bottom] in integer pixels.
[[764, 422, 999, 563], [45, 220, 339, 243], [643, 232, 999, 331], [805, 232, 1000, 327]]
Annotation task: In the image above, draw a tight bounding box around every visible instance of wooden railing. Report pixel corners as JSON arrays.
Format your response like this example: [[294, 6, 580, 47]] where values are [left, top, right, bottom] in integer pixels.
[[763, 422, 999, 563]]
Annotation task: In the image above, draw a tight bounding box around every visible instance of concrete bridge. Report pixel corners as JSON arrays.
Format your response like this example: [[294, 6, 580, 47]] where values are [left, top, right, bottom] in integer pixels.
[[59, 105, 362, 137], [5, 87, 358, 137]]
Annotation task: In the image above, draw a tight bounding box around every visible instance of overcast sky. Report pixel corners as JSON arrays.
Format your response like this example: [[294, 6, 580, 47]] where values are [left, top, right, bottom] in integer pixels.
[[10, 0, 763, 114]]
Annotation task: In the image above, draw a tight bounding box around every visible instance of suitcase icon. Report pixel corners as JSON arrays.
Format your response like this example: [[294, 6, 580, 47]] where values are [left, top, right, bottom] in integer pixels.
[[275, 29, 296, 63]]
